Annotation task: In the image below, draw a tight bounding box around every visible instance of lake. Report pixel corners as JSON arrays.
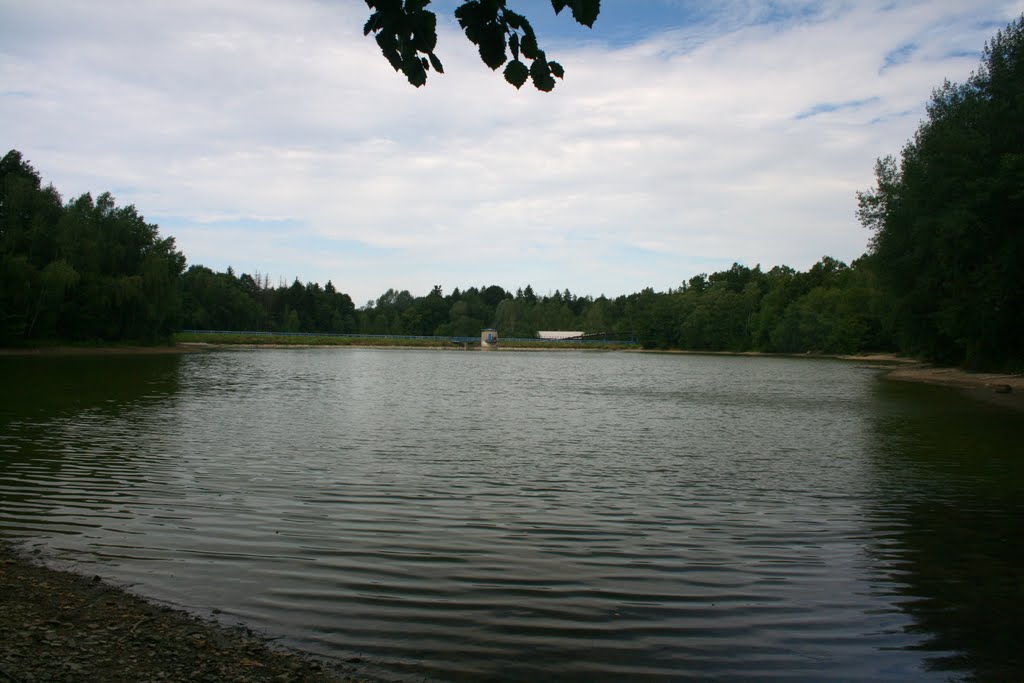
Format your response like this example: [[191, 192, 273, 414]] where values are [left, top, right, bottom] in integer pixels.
[[1, 349, 1022, 681]]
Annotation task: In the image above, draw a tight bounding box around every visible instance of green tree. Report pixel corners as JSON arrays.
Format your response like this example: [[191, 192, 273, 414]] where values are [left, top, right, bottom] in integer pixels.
[[181, 266, 266, 331], [494, 297, 538, 337], [581, 296, 610, 334], [1, 151, 65, 340], [858, 15, 1024, 369], [53, 192, 186, 340], [2, 151, 186, 343]]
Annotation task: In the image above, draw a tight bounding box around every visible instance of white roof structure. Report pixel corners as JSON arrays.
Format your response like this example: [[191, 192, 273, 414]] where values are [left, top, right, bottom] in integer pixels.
[[537, 331, 584, 340]]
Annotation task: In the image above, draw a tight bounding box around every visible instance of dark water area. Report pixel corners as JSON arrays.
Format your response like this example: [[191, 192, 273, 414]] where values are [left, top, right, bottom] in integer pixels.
[[1, 349, 1022, 681]]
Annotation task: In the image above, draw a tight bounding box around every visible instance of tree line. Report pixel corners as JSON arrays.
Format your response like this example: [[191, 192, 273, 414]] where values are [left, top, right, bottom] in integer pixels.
[[160, 257, 895, 357], [0, 159, 891, 356], [1, 151, 184, 343], [857, 15, 1023, 370], [354, 256, 890, 355], [2, 15, 1021, 369], [0, 149, 889, 354], [0, 147, 1006, 367]]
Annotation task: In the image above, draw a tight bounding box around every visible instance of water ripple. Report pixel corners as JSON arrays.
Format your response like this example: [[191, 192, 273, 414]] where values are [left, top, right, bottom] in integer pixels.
[[3, 350, 1023, 680]]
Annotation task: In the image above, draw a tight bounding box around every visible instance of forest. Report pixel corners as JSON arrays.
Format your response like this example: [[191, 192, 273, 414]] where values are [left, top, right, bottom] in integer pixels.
[[1, 17, 1021, 370], [0, 152, 889, 355]]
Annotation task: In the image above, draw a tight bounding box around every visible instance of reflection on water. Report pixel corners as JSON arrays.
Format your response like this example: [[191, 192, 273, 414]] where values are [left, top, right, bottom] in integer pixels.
[[0, 354, 182, 420], [1, 350, 1022, 681], [0, 355, 183, 536], [865, 379, 1024, 680]]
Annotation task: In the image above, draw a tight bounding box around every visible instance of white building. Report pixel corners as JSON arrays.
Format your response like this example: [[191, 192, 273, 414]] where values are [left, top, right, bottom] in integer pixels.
[[537, 331, 584, 340]]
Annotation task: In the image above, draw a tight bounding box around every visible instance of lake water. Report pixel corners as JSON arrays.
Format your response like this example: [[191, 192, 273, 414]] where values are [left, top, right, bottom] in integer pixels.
[[1, 349, 1022, 681]]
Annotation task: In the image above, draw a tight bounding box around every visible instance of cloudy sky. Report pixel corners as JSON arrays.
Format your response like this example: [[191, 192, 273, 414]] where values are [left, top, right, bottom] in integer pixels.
[[3, 1, 1021, 305]]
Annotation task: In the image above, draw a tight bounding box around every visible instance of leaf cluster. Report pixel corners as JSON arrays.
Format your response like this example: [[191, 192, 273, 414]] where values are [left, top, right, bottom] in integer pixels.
[[364, 0, 444, 87], [454, 1, 564, 91], [363, 0, 599, 90]]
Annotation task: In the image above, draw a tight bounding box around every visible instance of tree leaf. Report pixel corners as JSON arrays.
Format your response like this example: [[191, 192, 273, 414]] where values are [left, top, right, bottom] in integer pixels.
[[504, 59, 529, 88], [363, 12, 381, 36], [376, 35, 403, 72], [569, 0, 600, 28], [477, 26, 507, 69], [429, 52, 444, 73], [411, 10, 438, 52], [454, 1, 481, 31], [404, 56, 427, 87], [549, 60, 564, 78], [520, 31, 539, 59], [509, 32, 519, 61], [551, 0, 570, 14], [504, 9, 525, 31], [530, 58, 556, 91]]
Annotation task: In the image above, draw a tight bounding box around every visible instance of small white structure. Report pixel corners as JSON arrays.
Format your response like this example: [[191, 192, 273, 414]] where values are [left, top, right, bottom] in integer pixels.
[[538, 331, 584, 340], [481, 328, 499, 348]]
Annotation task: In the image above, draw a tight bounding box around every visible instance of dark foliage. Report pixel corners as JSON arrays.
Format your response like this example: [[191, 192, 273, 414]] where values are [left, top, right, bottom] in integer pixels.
[[363, 0, 594, 90], [0, 149, 891, 353], [858, 15, 1024, 370], [355, 258, 891, 354], [179, 267, 357, 335], [1, 151, 185, 343]]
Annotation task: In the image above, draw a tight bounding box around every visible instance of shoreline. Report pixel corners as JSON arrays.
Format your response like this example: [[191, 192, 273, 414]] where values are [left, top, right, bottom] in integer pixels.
[[3, 343, 1019, 410], [627, 348, 918, 363], [0, 344, 209, 357], [881, 363, 1024, 412], [625, 350, 1021, 410], [0, 540, 365, 683]]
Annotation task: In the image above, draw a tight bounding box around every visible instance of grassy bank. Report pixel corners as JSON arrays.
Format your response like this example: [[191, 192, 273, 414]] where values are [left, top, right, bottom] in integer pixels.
[[496, 340, 639, 350], [0, 343, 202, 356], [173, 332, 639, 350], [174, 332, 462, 348]]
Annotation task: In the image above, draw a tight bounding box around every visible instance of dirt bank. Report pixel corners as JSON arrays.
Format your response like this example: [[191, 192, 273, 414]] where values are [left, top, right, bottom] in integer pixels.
[[629, 349, 1023, 411], [630, 349, 918, 363], [882, 364, 1024, 412], [0, 542, 364, 683]]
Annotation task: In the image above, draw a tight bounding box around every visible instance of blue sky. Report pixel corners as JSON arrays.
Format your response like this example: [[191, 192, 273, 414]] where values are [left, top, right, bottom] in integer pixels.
[[2, 0, 1021, 305]]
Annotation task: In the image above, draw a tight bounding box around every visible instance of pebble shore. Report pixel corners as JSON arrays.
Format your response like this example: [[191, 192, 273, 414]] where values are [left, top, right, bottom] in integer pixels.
[[0, 542, 365, 683]]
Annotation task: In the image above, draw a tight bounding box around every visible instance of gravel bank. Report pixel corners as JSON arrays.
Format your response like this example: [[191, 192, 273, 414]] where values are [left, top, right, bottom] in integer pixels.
[[0, 542, 365, 683]]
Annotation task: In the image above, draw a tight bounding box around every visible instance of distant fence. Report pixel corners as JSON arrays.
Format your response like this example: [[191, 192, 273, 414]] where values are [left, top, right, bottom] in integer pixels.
[[180, 330, 636, 345]]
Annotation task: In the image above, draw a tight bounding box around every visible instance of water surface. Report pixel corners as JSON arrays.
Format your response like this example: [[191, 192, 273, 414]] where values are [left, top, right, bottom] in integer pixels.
[[1, 349, 1021, 681]]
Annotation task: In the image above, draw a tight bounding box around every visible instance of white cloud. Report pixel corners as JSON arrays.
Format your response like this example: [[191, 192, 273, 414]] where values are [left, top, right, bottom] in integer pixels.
[[2, 0, 1020, 304]]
